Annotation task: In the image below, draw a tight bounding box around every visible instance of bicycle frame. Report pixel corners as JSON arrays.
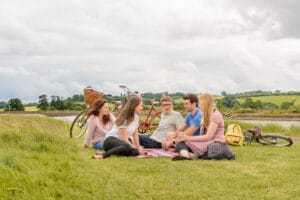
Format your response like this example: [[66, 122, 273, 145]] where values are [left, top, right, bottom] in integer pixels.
[[243, 130, 293, 147], [138, 100, 161, 133]]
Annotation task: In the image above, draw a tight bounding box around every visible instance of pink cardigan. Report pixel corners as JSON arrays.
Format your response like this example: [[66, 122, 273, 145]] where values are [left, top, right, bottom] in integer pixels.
[[84, 114, 115, 146]]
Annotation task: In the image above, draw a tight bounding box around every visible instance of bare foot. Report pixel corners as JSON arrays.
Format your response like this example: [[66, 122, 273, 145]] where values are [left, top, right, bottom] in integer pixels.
[[162, 141, 171, 150], [92, 154, 103, 159]]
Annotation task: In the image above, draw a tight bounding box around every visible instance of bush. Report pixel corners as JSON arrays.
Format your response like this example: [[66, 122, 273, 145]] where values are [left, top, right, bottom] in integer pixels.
[[290, 105, 300, 113]]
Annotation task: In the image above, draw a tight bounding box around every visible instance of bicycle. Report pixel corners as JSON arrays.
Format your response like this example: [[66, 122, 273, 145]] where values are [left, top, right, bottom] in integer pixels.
[[138, 99, 161, 133], [243, 126, 293, 147], [69, 87, 104, 138], [69, 85, 138, 139]]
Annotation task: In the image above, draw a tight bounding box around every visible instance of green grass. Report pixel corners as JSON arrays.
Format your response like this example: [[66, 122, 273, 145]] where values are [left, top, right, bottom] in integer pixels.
[[237, 95, 300, 106], [1, 115, 300, 199]]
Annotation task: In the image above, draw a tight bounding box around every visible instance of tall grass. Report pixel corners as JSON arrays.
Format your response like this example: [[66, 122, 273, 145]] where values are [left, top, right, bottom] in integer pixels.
[[1, 115, 299, 199], [224, 120, 300, 137]]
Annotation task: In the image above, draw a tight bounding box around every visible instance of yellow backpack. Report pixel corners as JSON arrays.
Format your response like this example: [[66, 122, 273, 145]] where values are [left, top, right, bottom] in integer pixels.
[[225, 124, 244, 146]]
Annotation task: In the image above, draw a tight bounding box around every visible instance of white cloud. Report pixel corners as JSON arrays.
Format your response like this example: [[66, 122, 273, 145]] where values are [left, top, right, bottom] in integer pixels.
[[0, 0, 300, 102]]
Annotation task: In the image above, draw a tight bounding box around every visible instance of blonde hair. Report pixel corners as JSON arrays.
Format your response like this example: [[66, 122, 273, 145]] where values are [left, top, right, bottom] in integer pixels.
[[198, 93, 215, 127]]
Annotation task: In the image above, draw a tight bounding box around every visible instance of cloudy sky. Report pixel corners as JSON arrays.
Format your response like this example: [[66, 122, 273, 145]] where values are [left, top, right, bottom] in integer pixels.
[[1, 0, 300, 102]]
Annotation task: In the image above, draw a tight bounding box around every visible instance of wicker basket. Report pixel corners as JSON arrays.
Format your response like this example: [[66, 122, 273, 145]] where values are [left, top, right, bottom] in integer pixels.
[[83, 88, 103, 105]]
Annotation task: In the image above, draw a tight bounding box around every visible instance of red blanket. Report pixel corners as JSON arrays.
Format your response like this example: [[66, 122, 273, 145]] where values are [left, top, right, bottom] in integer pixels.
[[137, 148, 178, 158]]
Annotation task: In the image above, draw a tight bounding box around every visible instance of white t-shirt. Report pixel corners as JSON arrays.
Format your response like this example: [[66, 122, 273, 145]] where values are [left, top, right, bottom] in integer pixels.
[[105, 114, 139, 140]]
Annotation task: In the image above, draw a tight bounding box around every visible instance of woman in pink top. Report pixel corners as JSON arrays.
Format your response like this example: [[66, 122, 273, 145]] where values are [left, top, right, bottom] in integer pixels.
[[173, 93, 233, 160], [83, 99, 115, 150]]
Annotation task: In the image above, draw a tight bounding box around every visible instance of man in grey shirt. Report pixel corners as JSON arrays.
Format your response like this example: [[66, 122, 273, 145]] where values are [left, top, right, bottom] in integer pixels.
[[139, 96, 184, 148]]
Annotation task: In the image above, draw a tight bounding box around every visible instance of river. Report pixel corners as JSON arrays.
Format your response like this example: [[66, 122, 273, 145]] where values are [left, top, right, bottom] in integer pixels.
[[54, 116, 300, 128]]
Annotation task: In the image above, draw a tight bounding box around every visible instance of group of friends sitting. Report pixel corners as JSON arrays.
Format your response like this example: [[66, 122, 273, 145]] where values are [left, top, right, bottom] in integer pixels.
[[83, 93, 235, 160]]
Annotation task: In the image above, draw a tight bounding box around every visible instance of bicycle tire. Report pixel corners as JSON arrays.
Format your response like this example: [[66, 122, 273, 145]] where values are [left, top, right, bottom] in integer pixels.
[[257, 134, 293, 147], [70, 110, 88, 139]]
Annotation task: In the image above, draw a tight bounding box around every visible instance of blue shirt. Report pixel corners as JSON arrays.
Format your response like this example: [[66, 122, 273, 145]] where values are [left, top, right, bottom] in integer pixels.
[[184, 108, 203, 136]]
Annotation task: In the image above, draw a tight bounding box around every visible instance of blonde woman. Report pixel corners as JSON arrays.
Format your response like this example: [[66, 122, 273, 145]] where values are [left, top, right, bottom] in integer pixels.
[[173, 93, 235, 160], [93, 95, 144, 159]]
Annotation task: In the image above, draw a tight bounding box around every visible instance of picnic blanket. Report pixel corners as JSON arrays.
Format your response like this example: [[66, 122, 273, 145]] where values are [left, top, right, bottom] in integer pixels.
[[137, 148, 178, 158]]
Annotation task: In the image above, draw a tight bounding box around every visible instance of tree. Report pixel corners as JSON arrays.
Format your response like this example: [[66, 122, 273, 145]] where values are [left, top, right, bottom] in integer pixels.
[[0, 101, 7, 109], [280, 100, 295, 110], [217, 95, 238, 108], [221, 91, 227, 96], [37, 94, 49, 111], [50, 96, 65, 110], [5, 98, 24, 111]]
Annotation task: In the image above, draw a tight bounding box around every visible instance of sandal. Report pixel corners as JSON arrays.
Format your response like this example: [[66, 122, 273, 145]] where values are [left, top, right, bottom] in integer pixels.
[[171, 155, 192, 161]]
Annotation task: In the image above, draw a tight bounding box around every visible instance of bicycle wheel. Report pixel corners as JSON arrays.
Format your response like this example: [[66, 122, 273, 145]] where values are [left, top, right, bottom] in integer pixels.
[[70, 110, 88, 139], [257, 134, 293, 147]]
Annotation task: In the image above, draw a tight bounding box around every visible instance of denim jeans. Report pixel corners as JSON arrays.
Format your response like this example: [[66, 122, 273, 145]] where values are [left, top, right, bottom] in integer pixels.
[[138, 134, 162, 148], [93, 141, 104, 150]]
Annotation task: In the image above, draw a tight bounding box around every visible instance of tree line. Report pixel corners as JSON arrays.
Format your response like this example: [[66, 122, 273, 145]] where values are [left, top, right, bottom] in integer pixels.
[[1, 90, 300, 113]]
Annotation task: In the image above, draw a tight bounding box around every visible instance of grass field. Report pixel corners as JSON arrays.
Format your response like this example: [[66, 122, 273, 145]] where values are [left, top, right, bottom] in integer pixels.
[[0, 115, 299, 199], [237, 95, 300, 106], [24, 106, 38, 111]]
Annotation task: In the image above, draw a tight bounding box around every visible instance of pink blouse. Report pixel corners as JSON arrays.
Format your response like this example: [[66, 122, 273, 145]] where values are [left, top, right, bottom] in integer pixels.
[[84, 113, 115, 146], [185, 110, 225, 155]]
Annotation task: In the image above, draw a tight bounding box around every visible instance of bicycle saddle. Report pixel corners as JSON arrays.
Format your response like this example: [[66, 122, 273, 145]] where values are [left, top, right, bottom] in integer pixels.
[[247, 126, 262, 136]]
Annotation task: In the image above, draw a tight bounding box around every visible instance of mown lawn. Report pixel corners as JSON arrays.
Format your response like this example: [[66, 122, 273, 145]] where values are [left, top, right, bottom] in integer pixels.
[[0, 115, 299, 200]]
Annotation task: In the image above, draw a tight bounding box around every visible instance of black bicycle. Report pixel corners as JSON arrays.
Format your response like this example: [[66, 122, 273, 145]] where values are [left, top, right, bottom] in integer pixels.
[[69, 87, 103, 138], [243, 126, 293, 147], [69, 85, 137, 139]]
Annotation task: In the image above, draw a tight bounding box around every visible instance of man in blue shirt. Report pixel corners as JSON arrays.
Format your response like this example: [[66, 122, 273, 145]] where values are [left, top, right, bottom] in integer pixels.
[[163, 93, 203, 149]]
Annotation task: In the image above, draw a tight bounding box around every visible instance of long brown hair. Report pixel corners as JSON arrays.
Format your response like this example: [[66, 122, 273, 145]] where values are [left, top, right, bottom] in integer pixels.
[[115, 95, 142, 126], [198, 93, 215, 127], [86, 99, 111, 124]]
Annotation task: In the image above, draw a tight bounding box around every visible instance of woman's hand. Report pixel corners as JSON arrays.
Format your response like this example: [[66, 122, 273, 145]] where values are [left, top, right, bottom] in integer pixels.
[[177, 132, 189, 141]]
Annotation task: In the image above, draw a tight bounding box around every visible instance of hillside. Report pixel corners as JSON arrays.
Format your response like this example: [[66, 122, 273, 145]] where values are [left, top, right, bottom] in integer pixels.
[[237, 95, 300, 106]]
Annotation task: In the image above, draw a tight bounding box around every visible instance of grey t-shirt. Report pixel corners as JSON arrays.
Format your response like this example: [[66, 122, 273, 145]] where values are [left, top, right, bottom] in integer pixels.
[[150, 110, 184, 143]]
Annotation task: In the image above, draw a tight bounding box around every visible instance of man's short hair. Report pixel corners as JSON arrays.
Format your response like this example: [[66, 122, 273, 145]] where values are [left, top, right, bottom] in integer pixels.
[[183, 93, 198, 106], [161, 96, 172, 103]]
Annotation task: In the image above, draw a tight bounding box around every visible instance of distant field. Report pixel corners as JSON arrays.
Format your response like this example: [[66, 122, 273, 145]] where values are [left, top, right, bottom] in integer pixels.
[[0, 109, 3, 112], [237, 95, 300, 106], [24, 106, 38, 111]]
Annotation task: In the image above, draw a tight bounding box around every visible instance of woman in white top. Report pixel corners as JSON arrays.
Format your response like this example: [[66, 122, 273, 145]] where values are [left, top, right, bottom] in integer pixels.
[[83, 99, 115, 150], [93, 95, 144, 159]]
